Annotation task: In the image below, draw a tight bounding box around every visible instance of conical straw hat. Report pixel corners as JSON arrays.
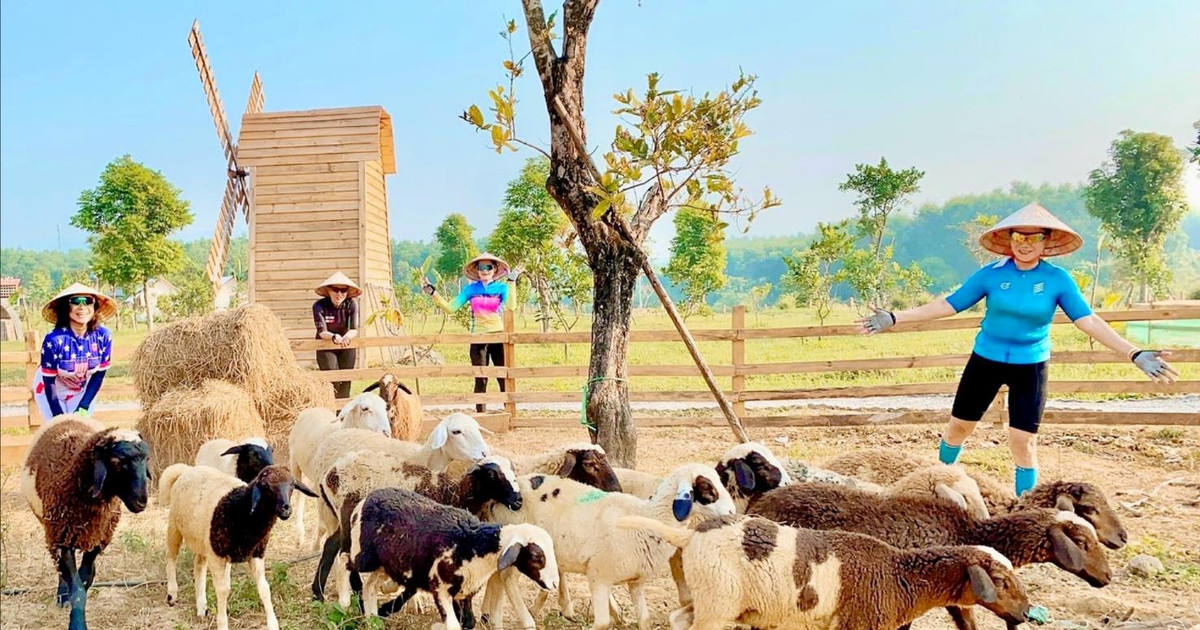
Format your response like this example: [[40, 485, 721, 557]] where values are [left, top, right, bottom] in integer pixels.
[[463, 253, 510, 281], [315, 271, 362, 298], [979, 202, 1083, 258], [41, 283, 118, 324]]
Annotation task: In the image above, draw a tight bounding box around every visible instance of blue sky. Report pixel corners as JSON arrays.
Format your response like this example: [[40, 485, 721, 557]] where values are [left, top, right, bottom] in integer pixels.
[[2, 1, 1198, 258]]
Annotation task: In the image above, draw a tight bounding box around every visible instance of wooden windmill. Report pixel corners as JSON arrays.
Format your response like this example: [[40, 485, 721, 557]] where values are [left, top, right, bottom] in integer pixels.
[[188, 21, 397, 362]]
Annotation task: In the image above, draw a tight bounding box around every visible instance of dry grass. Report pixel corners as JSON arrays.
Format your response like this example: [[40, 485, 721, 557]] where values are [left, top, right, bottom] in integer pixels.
[[135, 380, 265, 478], [254, 371, 335, 461]]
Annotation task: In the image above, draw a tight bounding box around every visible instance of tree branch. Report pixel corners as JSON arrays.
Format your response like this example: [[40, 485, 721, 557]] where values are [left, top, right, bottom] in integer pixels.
[[630, 181, 665, 242], [521, 0, 558, 99], [563, 0, 599, 70]]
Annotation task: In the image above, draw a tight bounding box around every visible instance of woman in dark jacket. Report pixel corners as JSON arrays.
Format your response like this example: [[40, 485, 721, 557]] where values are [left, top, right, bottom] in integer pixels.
[[313, 271, 361, 399]]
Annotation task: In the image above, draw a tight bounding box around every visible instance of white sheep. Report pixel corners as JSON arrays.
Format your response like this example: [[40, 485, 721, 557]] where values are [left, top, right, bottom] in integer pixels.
[[337, 391, 391, 438], [159, 463, 317, 630], [194, 437, 273, 483], [886, 463, 990, 519], [613, 467, 662, 499], [483, 464, 736, 630]]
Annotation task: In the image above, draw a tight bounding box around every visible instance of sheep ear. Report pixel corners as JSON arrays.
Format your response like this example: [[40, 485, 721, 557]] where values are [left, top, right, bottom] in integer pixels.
[[1049, 526, 1085, 572], [90, 458, 108, 500], [397, 381, 413, 395], [967, 565, 997, 604], [249, 484, 262, 514], [556, 453, 578, 478], [934, 483, 969, 511], [1055, 494, 1075, 512], [498, 542, 524, 571], [221, 445, 245, 457], [672, 481, 694, 521], [430, 422, 449, 449], [294, 481, 319, 498], [731, 460, 756, 493], [363, 380, 381, 393]]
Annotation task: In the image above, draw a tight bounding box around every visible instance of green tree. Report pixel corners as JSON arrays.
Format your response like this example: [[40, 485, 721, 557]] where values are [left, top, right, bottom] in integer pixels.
[[462, 5, 778, 465], [959, 215, 1000, 266], [663, 207, 728, 318], [71, 155, 192, 331], [1084, 131, 1188, 301], [838, 157, 924, 305], [433, 213, 479, 290], [783, 220, 853, 325], [160, 259, 215, 320]]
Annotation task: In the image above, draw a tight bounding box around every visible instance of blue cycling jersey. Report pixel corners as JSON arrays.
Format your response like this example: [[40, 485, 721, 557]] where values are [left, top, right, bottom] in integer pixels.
[[946, 258, 1093, 364]]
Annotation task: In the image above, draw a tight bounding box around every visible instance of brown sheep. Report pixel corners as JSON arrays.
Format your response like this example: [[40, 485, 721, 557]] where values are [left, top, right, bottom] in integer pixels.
[[19, 418, 151, 630]]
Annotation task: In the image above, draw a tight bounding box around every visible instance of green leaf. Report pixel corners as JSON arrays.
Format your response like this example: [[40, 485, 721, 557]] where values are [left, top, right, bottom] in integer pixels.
[[591, 199, 612, 219]]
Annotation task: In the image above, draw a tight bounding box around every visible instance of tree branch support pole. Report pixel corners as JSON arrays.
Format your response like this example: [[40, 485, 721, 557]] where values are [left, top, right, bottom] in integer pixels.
[[551, 97, 749, 444]]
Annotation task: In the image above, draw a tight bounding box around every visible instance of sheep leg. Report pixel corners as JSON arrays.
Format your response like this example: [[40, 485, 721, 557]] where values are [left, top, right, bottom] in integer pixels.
[[502, 570, 537, 630], [588, 581, 614, 630], [556, 568, 575, 618], [377, 586, 416, 618], [454, 598, 477, 630], [250, 557, 280, 630], [291, 468, 308, 548], [435, 589, 462, 630], [630, 579, 650, 630], [212, 560, 233, 630], [946, 606, 978, 630], [667, 604, 694, 630], [55, 547, 87, 630], [312, 530, 342, 600], [669, 550, 692, 606], [78, 548, 100, 590], [193, 556, 208, 618], [165, 524, 182, 606]]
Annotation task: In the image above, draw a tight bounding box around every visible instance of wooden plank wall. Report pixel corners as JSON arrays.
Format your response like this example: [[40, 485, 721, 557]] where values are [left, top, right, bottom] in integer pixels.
[[363, 160, 392, 290]]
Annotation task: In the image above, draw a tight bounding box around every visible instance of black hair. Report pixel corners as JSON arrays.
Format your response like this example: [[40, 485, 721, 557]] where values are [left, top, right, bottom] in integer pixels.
[[54, 297, 100, 333]]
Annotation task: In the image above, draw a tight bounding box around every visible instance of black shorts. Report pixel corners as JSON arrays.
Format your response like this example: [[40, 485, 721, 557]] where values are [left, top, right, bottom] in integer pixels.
[[951, 353, 1048, 434]]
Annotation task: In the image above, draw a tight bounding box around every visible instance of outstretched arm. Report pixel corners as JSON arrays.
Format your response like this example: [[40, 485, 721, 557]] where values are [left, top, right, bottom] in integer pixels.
[[1073, 314, 1179, 383], [857, 298, 957, 335]]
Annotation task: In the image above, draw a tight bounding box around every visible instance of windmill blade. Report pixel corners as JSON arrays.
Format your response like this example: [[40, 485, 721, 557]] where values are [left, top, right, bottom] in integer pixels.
[[236, 71, 265, 218], [188, 21, 238, 169], [206, 180, 239, 286]]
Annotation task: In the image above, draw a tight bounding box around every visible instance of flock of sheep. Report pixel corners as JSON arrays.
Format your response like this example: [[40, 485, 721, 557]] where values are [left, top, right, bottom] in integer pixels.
[[17, 377, 1127, 630]]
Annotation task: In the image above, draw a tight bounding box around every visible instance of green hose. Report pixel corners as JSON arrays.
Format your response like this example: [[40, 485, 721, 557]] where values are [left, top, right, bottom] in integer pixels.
[[581, 377, 627, 432]]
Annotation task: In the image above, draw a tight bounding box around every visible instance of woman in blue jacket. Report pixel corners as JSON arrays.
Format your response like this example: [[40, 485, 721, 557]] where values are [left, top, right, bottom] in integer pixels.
[[858, 203, 1178, 497]]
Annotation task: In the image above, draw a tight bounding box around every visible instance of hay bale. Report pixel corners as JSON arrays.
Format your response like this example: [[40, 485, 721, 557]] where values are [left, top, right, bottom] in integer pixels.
[[130, 304, 295, 406], [255, 371, 336, 461], [136, 380, 265, 478]]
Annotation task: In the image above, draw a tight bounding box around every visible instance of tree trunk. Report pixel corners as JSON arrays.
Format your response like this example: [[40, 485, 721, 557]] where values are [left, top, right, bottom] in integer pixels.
[[1140, 277, 1149, 304], [584, 239, 640, 467], [536, 276, 552, 333], [143, 278, 154, 332]]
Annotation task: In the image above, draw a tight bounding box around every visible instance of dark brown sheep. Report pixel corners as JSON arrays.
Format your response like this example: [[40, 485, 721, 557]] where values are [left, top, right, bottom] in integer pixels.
[[19, 418, 151, 630]]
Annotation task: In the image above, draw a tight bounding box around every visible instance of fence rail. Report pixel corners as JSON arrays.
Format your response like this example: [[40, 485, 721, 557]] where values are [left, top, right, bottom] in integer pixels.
[[2, 305, 1197, 466]]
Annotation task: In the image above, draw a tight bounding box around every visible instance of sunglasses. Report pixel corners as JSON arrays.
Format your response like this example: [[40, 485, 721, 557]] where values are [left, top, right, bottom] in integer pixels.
[[67, 296, 96, 306], [476, 263, 495, 272], [1010, 231, 1049, 245], [328, 286, 349, 294]]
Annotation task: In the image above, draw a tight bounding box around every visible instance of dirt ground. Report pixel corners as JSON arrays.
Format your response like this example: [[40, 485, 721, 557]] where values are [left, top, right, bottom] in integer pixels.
[[1, 423, 1198, 630]]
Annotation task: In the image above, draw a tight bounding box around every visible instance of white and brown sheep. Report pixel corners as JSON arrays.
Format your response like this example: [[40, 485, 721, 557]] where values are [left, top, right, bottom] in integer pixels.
[[19, 417, 151, 630], [345, 486, 559, 630], [618, 514, 1031, 630], [501, 443, 623, 492], [194, 437, 274, 483], [748, 482, 1112, 630], [484, 464, 736, 630], [362, 372, 423, 441], [159, 463, 317, 630]]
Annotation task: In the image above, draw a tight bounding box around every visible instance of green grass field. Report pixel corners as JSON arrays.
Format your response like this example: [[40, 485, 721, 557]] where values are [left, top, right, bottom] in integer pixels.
[[3, 305, 1186, 402]]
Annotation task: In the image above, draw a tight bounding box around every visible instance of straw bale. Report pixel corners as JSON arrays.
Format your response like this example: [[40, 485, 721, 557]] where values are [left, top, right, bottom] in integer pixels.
[[136, 380, 265, 478], [129, 304, 295, 406], [255, 371, 336, 461]]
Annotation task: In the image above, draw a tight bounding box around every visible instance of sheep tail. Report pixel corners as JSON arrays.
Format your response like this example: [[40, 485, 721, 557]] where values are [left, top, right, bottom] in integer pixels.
[[615, 516, 693, 549], [157, 463, 189, 505]]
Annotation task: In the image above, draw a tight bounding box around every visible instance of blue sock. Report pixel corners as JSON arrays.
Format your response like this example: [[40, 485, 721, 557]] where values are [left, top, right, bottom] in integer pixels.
[[1015, 466, 1038, 497], [938, 440, 963, 465]]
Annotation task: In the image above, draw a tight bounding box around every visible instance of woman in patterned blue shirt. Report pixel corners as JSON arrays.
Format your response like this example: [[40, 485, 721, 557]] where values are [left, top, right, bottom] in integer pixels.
[[858, 203, 1178, 497], [31, 283, 118, 420]]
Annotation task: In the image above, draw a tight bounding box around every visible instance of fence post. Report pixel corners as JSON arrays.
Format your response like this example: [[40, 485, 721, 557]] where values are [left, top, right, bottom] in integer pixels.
[[732, 306, 746, 419], [25, 330, 42, 430], [503, 309, 516, 430]]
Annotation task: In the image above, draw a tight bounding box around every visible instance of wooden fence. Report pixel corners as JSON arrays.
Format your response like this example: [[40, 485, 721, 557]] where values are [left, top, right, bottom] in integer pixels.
[[2, 305, 1197, 465]]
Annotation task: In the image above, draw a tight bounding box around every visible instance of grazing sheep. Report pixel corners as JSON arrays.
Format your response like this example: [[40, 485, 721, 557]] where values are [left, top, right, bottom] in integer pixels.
[[345, 486, 559, 629], [748, 483, 1111, 630], [500, 443, 622, 491], [362, 372, 423, 441], [159, 463, 317, 630], [484, 464, 736, 630], [194, 437, 274, 483], [886, 464, 989, 520], [617, 514, 1031, 630], [19, 418, 151, 630], [822, 448, 1126, 546], [287, 404, 392, 547], [713, 442, 794, 512], [312, 452, 523, 603]]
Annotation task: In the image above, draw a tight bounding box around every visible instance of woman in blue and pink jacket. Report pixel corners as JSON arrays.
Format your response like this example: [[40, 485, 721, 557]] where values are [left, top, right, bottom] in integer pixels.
[[424, 253, 520, 412]]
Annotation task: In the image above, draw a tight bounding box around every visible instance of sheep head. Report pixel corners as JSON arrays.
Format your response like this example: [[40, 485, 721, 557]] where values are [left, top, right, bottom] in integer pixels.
[[556, 444, 622, 492], [715, 443, 791, 504], [1026, 481, 1127, 549], [459, 456, 523, 514], [248, 465, 318, 521], [963, 546, 1031, 626], [498, 523, 560, 592], [93, 429, 151, 513], [221, 438, 274, 484], [1044, 511, 1112, 587], [655, 464, 736, 523], [338, 393, 391, 437], [429, 413, 491, 462]]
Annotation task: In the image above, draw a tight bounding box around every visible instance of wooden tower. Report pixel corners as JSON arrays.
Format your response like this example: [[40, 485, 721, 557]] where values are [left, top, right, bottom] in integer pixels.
[[189, 22, 396, 359]]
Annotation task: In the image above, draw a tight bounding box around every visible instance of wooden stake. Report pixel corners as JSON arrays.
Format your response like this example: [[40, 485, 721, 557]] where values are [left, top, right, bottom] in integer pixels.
[[551, 96, 749, 444]]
